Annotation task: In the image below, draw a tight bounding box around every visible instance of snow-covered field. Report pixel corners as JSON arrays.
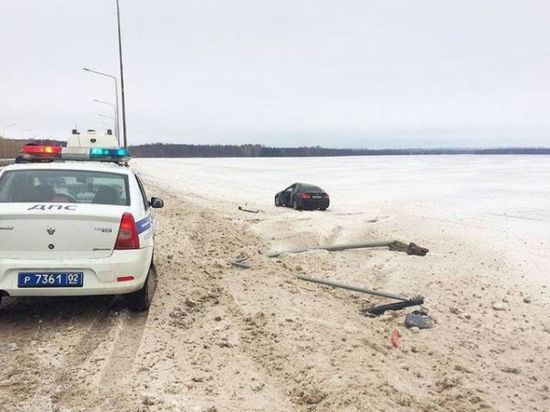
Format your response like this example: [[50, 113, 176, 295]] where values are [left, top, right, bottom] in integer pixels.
[[134, 155, 549, 219], [135, 155, 550, 282]]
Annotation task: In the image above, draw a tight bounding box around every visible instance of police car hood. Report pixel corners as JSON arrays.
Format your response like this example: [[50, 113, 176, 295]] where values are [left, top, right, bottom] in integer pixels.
[[0, 203, 127, 259]]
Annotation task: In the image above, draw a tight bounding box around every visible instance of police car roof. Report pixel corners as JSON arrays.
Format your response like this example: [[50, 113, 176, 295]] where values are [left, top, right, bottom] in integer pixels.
[[2, 161, 133, 175]]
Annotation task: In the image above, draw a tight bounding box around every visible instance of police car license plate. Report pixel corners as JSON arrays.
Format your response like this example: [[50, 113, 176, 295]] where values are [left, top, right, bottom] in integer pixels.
[[18, 272, 84, 288]]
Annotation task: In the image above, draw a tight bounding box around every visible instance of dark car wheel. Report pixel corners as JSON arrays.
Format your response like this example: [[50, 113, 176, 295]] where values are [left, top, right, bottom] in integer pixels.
[[320, 208, 327, 211], [275, 195, 281, 207], [126, 264, 157, 312], [293, 200, 301, 210]]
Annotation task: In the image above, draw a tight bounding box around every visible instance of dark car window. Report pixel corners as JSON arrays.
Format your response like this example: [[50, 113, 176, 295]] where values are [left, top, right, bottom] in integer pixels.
[[301, 184, 323, 192]]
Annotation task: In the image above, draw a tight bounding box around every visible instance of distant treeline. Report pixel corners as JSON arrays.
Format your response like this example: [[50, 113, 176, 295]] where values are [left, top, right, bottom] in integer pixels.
[[0, 137, 26, 158], [129, 143, 550, 158], [2, 138, 549, 159]]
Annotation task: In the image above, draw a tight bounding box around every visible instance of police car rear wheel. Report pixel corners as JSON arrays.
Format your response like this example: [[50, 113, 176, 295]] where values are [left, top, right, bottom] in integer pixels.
[[126, 265, 157, 312]]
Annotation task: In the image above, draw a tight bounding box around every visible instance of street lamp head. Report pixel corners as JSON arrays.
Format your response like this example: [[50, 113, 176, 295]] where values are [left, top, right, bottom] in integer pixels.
[[83, 67, 90, 71], [98, 113, 115, 119], [93, 99, 114, 106]]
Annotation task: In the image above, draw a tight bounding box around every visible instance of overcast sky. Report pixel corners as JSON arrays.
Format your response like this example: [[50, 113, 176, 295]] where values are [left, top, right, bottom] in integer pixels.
[[1, 0, 549, 148]]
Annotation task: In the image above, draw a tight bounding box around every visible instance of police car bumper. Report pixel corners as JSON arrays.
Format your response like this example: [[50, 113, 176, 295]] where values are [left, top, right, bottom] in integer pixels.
[[0, 247, 153, 297]]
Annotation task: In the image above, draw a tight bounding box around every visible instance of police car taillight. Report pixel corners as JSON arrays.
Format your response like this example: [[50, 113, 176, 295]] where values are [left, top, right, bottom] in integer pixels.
[[114, 212, 140, 250]]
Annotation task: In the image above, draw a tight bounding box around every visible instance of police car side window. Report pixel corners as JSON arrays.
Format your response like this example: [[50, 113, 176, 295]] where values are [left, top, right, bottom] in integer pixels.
[[135, 175, 149, 211], [0, 173, 13, 201]]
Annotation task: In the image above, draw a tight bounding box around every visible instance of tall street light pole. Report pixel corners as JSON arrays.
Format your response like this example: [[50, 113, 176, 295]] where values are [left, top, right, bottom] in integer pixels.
[[83, 68, 120, 144], [116, 0, 128, 148], [94, 99, 119, 145]]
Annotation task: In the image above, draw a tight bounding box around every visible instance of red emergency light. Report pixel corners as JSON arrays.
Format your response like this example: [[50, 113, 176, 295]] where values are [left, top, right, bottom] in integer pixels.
[[21, 145, 62, 161]]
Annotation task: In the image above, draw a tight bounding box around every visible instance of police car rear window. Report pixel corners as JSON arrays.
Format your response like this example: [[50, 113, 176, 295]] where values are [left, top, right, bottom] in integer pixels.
[[0, 169, 130, 206]]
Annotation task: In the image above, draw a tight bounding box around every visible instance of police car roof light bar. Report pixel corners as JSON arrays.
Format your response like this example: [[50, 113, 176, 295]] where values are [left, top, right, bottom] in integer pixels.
[[21, 145, 130, 164]]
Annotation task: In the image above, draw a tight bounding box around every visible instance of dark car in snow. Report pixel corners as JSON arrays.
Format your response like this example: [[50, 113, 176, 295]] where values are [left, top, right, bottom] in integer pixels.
[[275, 183, 330, 211]]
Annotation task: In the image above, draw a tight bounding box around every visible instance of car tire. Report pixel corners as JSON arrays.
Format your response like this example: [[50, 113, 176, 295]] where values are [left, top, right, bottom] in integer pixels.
[[320, 208, 327, 211], [126, 264, 157, 312], [293, 200, 300, 210], [275, 195, 281, 207]]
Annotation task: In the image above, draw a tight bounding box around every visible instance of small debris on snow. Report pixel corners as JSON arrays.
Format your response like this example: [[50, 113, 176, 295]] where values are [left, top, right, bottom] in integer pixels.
[[492, 302, 507, 311], [292, 386, 327, 405], [391, 329, 401, 348], [454, 364, 474, 374], [185, 298, 197, 308], [449, 306, 462, 315], [436, 375, 463, 392], [142, 395, 157, 406]]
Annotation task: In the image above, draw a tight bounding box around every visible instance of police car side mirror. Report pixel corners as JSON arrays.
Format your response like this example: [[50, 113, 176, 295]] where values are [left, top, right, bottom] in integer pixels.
[[150, 197, 164, 209]]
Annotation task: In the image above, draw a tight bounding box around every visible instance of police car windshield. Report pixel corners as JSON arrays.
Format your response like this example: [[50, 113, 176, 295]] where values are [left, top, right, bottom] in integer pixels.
[[0, 169, 129, 206]]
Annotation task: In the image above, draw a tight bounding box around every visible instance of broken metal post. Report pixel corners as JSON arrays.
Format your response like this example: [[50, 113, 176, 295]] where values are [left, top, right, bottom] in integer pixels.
[[268, 241, 395, 258], [296, 275, 408, 301], [364, 297, 425, 316], [238, 206, 259, 214], [267, 240, 428, 258], [230, 261, 252, 269], [297, 275, 425, 316]]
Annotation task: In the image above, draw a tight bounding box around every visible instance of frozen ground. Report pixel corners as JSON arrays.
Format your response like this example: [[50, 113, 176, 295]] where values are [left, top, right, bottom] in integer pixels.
[[1, 155, 549, 411], [135, 155, 550, 284], [134, 155, 550, 226]]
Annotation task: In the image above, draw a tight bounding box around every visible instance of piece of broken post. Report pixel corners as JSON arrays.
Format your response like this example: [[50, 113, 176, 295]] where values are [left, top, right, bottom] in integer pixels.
[[267, 240, 428, 258], [230, 260, 253, 269], [296, 274, 409, 301], [238, 206, 260, 213]]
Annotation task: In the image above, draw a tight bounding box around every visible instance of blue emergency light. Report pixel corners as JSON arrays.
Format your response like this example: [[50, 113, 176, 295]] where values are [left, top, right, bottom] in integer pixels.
[[89, 147, 130, 159]]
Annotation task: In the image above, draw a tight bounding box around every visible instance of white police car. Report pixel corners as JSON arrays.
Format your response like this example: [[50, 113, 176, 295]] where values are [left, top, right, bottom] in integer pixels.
[[0, 142, 163, 311]]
